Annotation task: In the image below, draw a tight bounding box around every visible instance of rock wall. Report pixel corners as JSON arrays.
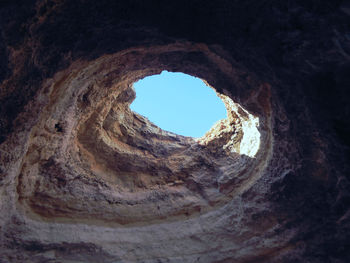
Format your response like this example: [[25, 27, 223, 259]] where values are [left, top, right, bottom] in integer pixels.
[[0, 1, 349, 262]]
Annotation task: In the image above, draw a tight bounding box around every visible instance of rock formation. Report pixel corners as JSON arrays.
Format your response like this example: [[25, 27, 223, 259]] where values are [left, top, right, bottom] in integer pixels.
[[0, 1, 349, 262]]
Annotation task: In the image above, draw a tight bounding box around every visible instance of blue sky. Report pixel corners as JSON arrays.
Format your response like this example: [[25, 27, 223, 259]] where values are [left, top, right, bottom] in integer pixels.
[[130, 71, 227, 138]]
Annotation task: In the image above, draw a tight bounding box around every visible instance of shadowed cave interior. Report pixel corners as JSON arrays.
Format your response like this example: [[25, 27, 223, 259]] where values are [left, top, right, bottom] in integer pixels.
[[0, 1, 349, 263]]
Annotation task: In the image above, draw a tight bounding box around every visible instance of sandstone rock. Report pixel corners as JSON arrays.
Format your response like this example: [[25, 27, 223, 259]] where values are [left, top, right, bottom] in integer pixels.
[[0, 1, 349, 262]]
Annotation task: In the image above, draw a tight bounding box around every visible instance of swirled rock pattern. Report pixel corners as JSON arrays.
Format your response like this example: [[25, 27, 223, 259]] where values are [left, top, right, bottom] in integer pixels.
[[16, 45, 271, 226], [0, 1, 349, 262]]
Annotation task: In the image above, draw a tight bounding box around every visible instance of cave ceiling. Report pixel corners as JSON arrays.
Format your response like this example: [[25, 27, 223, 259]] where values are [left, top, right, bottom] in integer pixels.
[[0, 1, 349, 262]]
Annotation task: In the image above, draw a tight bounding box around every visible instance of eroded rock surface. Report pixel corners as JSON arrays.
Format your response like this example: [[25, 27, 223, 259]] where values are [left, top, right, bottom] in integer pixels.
[[0, 1, 349, 262], [15, 44, 271, 227]]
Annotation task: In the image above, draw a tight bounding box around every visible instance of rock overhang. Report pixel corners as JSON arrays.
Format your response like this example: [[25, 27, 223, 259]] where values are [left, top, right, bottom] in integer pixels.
[[0, 1, 349, 262], [16, 42, 272, 226]]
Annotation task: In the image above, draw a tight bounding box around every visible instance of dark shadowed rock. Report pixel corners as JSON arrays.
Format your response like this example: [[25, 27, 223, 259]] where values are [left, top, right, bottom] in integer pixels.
[[0, 1, 349, 262]]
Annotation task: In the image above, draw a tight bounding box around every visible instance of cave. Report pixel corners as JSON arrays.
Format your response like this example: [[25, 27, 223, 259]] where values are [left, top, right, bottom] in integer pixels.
[[0, 1, 349, 262]]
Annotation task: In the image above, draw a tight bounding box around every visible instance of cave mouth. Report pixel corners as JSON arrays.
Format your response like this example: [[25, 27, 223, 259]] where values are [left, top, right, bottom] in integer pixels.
[[128, 70, 261, 158], [130, 70, 227, 138], [16, 44, 269, 226]]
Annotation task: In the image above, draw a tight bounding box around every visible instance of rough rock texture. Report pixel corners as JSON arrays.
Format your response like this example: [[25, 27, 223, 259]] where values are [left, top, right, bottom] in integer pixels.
[[0, 1, 349, 262]]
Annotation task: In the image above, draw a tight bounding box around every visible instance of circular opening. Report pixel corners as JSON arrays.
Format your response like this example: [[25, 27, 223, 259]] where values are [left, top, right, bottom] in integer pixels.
[[16, 45, 269, 227], [130, 71, 227, 138]]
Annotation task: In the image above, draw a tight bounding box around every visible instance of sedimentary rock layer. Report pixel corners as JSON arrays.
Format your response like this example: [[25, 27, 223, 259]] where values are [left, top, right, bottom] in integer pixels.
[[0, 1, 349, 262]]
